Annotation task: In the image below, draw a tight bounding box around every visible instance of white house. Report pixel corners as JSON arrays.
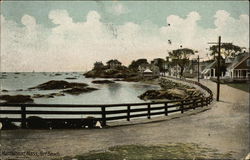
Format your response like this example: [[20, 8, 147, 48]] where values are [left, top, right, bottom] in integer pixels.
[[143, 69, 153, 77], [226, 52, 250, 79], [201, 61, 217, 79], [138, 64, 160, 77], [202, 52, 250, 80]]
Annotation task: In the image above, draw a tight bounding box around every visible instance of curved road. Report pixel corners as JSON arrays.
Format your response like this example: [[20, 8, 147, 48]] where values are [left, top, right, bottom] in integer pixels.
[[0, 79, 249, 159]]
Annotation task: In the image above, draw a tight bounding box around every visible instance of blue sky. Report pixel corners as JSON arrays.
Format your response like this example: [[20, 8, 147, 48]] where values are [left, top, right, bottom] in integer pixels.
[[1, 1, 249, 72], [1, 1, 249, 28]]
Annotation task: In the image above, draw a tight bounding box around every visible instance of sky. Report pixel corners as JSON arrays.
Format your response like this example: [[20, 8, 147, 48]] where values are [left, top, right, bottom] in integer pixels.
[[0, 1, 249, 72]]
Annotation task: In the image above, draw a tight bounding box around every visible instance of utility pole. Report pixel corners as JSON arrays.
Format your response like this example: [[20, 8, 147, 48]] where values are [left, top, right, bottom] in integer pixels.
[[197, 55, 200, 83], [208, 36, 230, 101], [217, 36, 221, 101]]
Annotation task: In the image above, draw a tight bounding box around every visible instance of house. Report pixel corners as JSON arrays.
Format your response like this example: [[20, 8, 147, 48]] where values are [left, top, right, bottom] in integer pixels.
[[169, 64, 181, 77], [202, 52, 250, 80], [201, 58, 228, 79], [225, 57, 234, 64], [226, 52, 250, 80], [182, 59, 214, 78], [201, 61, 217, 79], [150, 65, 160, 76], [138, 64, 160, 77], [143, 69, 153, 77], [106, 59, 122, 69], [183, 59, 198, 77], [182, 60, 198, 78], [200, 60, 214, 73]]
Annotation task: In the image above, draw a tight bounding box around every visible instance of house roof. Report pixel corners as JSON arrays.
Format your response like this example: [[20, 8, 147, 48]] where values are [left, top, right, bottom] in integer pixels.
[[201, 60, 217, 75], [203, 61, 216, 70], [227, 52, 249, 70], [143, 69, 153, 73]]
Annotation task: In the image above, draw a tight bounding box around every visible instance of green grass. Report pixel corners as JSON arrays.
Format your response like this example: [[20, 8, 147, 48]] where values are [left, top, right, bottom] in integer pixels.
[[60, 143, 235, 160], [227, 83, 249, 93]]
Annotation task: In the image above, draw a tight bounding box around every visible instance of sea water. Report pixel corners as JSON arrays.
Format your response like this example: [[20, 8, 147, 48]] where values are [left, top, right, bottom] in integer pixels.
[[0, 72, 161, 120]]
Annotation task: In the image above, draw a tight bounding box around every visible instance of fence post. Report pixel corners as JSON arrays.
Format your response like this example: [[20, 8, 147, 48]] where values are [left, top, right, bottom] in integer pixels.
[[101, 106, 106, 126], [206, 98, 208, 106], [193, 99, 196, 110], [164, 103, 168, 116], [21, 105, 26, 129], [147, 104, 151, 119], [181, 101, 184, 114], [127, 105, 130, 121], [201, 98, 204, 107]]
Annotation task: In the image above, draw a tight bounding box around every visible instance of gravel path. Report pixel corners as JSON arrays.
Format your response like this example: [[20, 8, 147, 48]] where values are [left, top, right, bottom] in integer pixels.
[[0, 79, 249, 160]]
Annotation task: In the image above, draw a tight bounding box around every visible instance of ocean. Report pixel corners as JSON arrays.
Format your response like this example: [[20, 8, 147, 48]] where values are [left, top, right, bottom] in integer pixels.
[[0, 72, 161, 120]]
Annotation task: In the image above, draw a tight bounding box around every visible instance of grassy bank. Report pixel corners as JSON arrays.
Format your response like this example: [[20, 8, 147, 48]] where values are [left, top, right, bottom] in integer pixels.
[[61, 144, 234, 160], [227, 83, 249, 93]]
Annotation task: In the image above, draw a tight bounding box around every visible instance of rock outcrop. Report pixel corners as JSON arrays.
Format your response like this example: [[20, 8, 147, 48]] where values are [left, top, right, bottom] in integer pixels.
[[65, 77, 77, 80], [139, 79, 204, 101], [0, 95, 34, 103], [32, 93, 65, 99], [29, 80, 98, 97], [84, 67, 135, 79], [27, 116, 49, 129], [139, 89, 188, 100], [26, 116, 99, 129], [29, 80, 88, 90], [62, 87, 98, 95], [0, 119, 19, 130], [92, 80, 115, 84]]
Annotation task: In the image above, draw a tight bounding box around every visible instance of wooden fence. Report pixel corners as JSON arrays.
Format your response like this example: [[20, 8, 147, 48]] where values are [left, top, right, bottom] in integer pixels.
[[0, 79, 213, 129]]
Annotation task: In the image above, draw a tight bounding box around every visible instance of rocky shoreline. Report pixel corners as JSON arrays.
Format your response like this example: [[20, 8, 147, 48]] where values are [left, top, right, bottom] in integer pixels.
[[0, 80, 98, 103], [92, 80, 115, 84], [0, 95, 34, 103], [139, 79, 204, 101], [83, 66, 144, 82], [0, 73, 204, 104]]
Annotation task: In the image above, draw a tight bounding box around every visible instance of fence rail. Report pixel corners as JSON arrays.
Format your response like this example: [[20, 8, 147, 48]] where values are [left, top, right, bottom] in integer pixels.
[[0, 78, 213, 129]]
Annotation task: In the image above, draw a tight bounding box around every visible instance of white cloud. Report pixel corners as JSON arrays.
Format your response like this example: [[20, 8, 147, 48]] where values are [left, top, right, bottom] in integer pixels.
[[1, 10, 249, 72], [108, 3, 129, 16], [160, 11, 203, 49], [21, 14, 37, 28], [49, 9, 73, 25], [160, 10, 249, 52], [214, 10, 232, 28]]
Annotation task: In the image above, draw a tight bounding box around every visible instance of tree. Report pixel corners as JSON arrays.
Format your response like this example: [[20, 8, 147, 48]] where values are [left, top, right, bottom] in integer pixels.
[[209, 43, 241, 58], [128, 59, 148, 72], [168, 48, 195, 77], [93, 61, 104, 70], [151, 58, 166, 72]]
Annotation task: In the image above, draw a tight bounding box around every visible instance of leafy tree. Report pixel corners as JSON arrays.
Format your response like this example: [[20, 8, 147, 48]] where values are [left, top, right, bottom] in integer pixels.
[[151, 58, 166, 72], [209, 43, 241, 58], [168, 48, 195, 77], [128, 59, 148, 72]]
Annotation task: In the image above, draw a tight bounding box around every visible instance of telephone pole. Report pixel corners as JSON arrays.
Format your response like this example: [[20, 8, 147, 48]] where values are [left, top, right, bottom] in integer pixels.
[[208, 36, 231, 101], [217, 36, 221, 101]]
